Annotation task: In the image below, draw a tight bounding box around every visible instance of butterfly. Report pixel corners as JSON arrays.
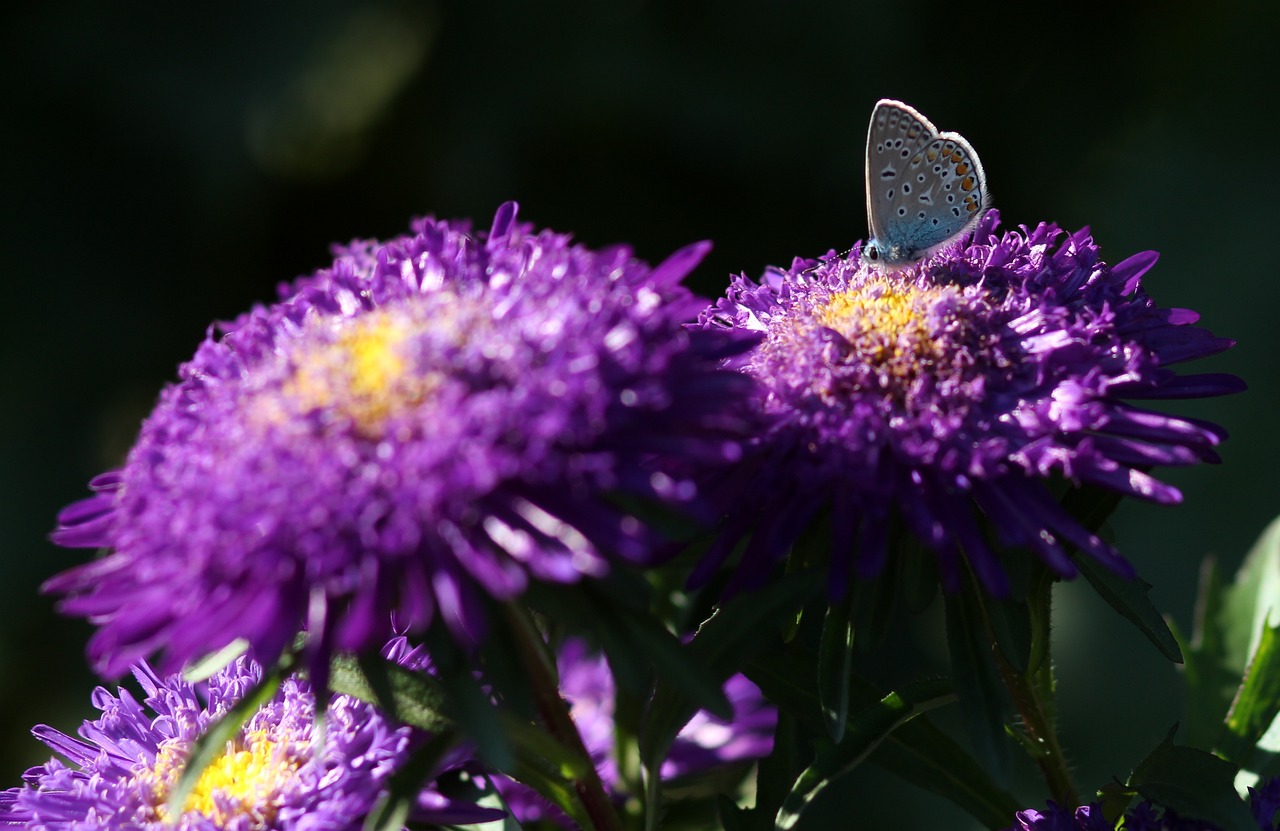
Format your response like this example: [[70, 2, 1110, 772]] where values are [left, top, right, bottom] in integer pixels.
[[861, 99, 989, 268]]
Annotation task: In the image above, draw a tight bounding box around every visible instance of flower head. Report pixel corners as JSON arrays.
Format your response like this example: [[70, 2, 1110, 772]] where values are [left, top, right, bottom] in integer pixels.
[[47, 202, 754, 678], [0, 655, 501, 830], [1004, 802, 1111, 831], [1006, 778, 1280, 831], [698, 213, 1243, 595]]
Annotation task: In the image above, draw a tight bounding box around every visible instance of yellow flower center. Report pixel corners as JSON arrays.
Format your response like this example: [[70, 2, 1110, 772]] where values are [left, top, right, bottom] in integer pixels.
[[280, 308, 440, 436], [144, 728, 308, 828], [815, 276, 951, 383]]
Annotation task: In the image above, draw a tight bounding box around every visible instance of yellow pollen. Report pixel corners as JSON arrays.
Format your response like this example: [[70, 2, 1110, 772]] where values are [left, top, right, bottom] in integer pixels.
[[815, 277, 950, 382], [146, 729, 306, 828], [283, 310, 438, 435]]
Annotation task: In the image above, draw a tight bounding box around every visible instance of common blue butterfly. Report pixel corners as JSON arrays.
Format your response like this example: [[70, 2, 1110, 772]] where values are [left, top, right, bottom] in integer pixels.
[[861, 99, 989, 268]]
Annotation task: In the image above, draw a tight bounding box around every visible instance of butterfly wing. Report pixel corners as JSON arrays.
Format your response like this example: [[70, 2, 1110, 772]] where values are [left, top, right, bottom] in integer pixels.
[[864, 99, 940, 250], [896, 131, 988, 255], [864, 100, 989, 265]]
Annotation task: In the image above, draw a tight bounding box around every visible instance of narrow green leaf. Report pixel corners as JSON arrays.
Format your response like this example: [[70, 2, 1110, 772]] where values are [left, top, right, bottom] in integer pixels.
[[944, 590, 1013, 784], [744, 710, 802, 831], [870, 716, 1022, 829], [745, 645, 1019, 828], [166, 665, 286, 818], [774, 679, 954, 830], [818, 597, 855, 741], [899, 535, 940, 614], [851, 565, 897, 652], [1072, 549, 1182, 663], [182, 639, 251, 683], [1129, 740, 1255, 831], [1220, 622, 1280, 766], [984, 595, 1033, 675]]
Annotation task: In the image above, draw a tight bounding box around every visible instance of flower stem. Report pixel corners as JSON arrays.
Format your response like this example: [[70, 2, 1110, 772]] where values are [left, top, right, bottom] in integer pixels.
[[503, 603, 624, 831], [985, 573, 1079, 807]]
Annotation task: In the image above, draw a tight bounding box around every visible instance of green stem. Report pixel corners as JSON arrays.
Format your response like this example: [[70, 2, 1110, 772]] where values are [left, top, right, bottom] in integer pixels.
[[503, 603, 624, 831], [985, 573, 1079, 807]]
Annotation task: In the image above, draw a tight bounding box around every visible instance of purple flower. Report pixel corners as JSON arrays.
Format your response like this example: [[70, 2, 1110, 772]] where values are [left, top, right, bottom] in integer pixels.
[[1004, 802, 1111, 831], [0, 654, 503, 830], [46, 202, 754, 678], [495, 637, 776, 826], [1008, 778, 1280, 831], [697, 212, 1243, 595]]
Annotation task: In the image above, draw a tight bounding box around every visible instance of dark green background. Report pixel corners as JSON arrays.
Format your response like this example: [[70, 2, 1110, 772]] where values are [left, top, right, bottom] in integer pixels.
[[2, 1, 1274, 827]]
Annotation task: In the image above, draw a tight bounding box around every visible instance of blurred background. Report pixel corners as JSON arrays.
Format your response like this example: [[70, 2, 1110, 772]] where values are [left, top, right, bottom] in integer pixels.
[[2, 0, 1275, 826]]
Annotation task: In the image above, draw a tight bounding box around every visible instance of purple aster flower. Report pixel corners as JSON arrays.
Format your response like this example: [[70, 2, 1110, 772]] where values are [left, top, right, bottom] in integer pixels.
[[46, 202, 754, 678], [0, 654, 503, 830], [1250, 776, 1280, 829], [1006, 776, 1280, 831], [1004, 801, 1110, 831], [494, 637, 776, 827], [696, 211, 1243, 595]]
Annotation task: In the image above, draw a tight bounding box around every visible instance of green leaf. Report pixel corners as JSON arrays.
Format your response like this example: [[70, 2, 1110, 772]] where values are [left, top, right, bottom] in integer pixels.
[[746, 645, 1019, 829], [774, 679, 954, 830], [944, 590, 1013, 784], [871, 715, 1022, 829], [818, 596, 855, 741], [1220, 621, 1280, 767], [1181, 519, 1280, 761], [329, 652, 451, 733], [166, 662, 287, 819], [1221, 516, 1280, 679], [182, 639, 251, 683], [984, 594, 1033, 675], [1129, 740, 1255, 831], [899, 535, 940, 614], [1072, 549, 1182, 663], [1177, 557, 1238, 749]]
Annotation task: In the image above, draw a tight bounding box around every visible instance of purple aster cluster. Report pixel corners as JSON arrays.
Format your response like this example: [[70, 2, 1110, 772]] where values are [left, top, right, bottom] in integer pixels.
[[1005, 777, 1280, 831], [46, 202, 755, 677], [0, 654, 501, 830], [696, 211, 1242, 594], [494, 637, 776, 826]]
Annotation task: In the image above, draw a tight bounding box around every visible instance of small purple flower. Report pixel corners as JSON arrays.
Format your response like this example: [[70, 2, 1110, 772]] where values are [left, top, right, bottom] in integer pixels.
[[495, 637, 776, 826], [1009, 778, 1280, 831], [1004, 801, 1111, 831], [46, 203, 754, 677], [697, 212, 1243, 595], [0, 654, 503, 830]]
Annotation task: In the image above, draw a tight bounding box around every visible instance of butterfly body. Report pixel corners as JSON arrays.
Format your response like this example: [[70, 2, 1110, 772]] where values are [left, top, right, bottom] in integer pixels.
[[862, 99, 989, 268]]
